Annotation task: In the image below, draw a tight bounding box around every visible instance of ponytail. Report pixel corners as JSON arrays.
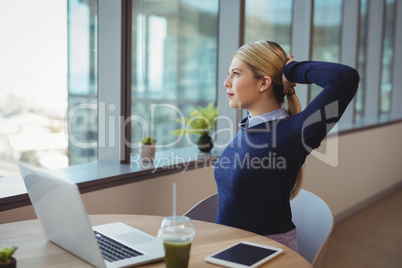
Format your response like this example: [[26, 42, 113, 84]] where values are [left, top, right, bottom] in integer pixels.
[[286, 87, 304, 200], [286, 87, 301, 116]]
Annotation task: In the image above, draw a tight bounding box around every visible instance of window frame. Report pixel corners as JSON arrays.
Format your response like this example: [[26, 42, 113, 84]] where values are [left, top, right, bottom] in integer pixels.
[[118, 0, 244, 163], [391, 0, 402, 119]]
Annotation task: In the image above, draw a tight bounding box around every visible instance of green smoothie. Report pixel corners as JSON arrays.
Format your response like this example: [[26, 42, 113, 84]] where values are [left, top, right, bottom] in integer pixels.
[[158, 216, 196, 268], [163, 241, 192, 268]]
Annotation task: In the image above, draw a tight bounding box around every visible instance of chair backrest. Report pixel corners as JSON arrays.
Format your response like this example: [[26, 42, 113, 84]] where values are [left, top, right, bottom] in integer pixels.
[[184, 193, 218, 223], [184, 190, 333, 268], [290, 189, 334, 267]]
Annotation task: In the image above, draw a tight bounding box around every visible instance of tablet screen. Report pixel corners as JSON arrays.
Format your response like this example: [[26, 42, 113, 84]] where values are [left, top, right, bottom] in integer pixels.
[[205, 241, 283, 268]]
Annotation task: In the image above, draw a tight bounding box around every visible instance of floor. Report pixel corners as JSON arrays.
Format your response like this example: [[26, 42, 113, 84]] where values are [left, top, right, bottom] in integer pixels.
[[322, 186, 402, 268]]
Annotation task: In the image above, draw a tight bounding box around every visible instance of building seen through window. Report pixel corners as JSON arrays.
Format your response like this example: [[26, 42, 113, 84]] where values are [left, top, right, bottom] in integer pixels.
[[243, 0, 293, 118], [0, 0, 98, 177], [310, 0, 343, 101], [355, 0, 368, 124], [0, 0, 401, 178], [244, 0, 292, 53], [130, 0, 218, 151], [380, 0, 396, 119], [67, 0, 98, 165]]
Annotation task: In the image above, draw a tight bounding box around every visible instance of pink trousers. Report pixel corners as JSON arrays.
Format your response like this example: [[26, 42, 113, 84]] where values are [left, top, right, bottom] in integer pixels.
[[266, 228, 299, 253]]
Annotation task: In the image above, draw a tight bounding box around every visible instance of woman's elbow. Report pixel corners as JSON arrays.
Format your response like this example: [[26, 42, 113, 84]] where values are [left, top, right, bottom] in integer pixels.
[[346, 67, 360, 90]]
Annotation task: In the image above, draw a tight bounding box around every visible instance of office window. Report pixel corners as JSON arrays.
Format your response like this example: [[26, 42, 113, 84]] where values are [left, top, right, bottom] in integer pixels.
[[244, 0, 293, 52], [130, 0, 218, 151], [380, 0, 396, 119], [243, 0, 293, 118], [67, 0, 98, 165], [0, 0, 97, 177], [355, 0, 368, 124], [310, 0, 343, 101]]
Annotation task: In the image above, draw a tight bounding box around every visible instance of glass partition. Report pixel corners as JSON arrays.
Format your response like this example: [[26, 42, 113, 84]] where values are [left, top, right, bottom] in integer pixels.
[[244, 0, 293, 52], [310, 0, 343, 101], [380, 0, 396, 119], [355, 0, 368, 124], [243, 0, 293, 118], [130, 0, 218, 151], [0, 0, 98, 177], [67, 0, 98, 165]]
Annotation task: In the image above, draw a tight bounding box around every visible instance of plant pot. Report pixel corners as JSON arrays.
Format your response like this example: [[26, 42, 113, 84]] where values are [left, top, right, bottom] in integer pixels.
[[0, 258, 16, 268], [197, 134, 214, 152], [140, 144, 156, 162]]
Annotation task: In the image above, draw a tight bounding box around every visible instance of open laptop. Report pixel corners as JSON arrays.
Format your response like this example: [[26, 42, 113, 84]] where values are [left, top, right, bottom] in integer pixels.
[[18, 162, 164, 268]]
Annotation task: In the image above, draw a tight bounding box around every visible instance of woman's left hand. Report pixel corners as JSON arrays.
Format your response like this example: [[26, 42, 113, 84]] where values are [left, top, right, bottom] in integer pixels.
[[282, 53, 296, 96]]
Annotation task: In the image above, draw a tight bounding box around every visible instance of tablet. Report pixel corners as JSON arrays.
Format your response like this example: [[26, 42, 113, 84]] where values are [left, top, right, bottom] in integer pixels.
[[205, 241, 283, 268]]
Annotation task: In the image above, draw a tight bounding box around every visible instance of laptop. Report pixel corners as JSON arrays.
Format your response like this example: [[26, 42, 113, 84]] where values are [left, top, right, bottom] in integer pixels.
[[18, 162, 164, 268]]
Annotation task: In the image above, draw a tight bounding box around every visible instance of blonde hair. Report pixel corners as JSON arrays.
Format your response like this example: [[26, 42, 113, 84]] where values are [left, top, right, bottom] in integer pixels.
[[234, 40, 303, 200]]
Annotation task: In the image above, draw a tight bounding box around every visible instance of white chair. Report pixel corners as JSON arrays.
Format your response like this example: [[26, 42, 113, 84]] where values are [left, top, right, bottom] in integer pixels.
[[184, 193, 218, 223], [290, 189, 334, 268], [184, 189, 334, 268]]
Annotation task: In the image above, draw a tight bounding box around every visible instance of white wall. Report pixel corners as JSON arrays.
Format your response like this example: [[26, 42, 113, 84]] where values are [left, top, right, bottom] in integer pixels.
[[303, 121, 402, 221], [2, 122, 402, 224], [81, 167, 217, 216]]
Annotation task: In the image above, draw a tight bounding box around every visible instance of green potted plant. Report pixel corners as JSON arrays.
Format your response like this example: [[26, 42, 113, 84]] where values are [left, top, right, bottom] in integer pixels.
[[0, 246, 17, 268], [140, 137, 156, 162], [172, 102, 219, 152]]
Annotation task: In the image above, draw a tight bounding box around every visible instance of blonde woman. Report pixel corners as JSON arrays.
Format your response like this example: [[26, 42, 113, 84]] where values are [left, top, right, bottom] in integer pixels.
[[214, 41, 359, 252]]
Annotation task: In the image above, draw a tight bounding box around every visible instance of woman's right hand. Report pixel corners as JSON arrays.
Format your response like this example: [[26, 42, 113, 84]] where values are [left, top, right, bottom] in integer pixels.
[[282, 53, 296, 96]]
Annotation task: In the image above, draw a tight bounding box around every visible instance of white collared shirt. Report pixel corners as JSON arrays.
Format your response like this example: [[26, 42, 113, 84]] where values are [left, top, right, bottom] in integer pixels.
[[240, 108, 289, 128]]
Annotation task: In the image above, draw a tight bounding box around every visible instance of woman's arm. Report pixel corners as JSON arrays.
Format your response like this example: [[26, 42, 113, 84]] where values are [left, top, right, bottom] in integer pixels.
[[283, 60, 360, 149], [284, 60, 359, 111]]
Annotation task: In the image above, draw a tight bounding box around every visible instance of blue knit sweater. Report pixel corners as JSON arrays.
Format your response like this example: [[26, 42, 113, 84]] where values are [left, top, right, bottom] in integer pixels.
[[214, 61, 359, 235]]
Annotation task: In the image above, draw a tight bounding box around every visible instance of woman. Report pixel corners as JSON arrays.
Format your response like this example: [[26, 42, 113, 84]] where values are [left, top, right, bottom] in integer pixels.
[[214, 41, 359, 252]]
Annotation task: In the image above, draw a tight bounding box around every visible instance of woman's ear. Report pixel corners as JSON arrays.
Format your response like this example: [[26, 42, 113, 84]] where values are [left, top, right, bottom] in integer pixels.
[[259, 76, 272, 93]]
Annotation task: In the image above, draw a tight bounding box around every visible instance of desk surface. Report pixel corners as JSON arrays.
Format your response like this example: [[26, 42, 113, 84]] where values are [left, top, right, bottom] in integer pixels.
[[0, 214, 312, 267]]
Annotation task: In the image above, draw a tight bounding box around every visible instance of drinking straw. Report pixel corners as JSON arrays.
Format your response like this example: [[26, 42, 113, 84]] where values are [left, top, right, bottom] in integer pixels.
[[173, 182, 176, 217]]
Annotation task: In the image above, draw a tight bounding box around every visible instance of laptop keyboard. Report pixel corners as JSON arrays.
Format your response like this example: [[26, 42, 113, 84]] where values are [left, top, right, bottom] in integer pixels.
[[94, 231, 144, 262]]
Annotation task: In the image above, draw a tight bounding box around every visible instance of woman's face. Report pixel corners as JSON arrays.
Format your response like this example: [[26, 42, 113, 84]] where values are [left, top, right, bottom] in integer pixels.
[[224, 57, 261, 110]]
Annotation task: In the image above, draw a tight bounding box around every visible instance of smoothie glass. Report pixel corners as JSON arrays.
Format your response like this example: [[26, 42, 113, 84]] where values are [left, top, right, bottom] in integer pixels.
[[157, 216, 196, 268]]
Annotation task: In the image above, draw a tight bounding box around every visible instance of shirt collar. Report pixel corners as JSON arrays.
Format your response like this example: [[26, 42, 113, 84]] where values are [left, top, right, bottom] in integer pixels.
[[239, 108, 289, 128]]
